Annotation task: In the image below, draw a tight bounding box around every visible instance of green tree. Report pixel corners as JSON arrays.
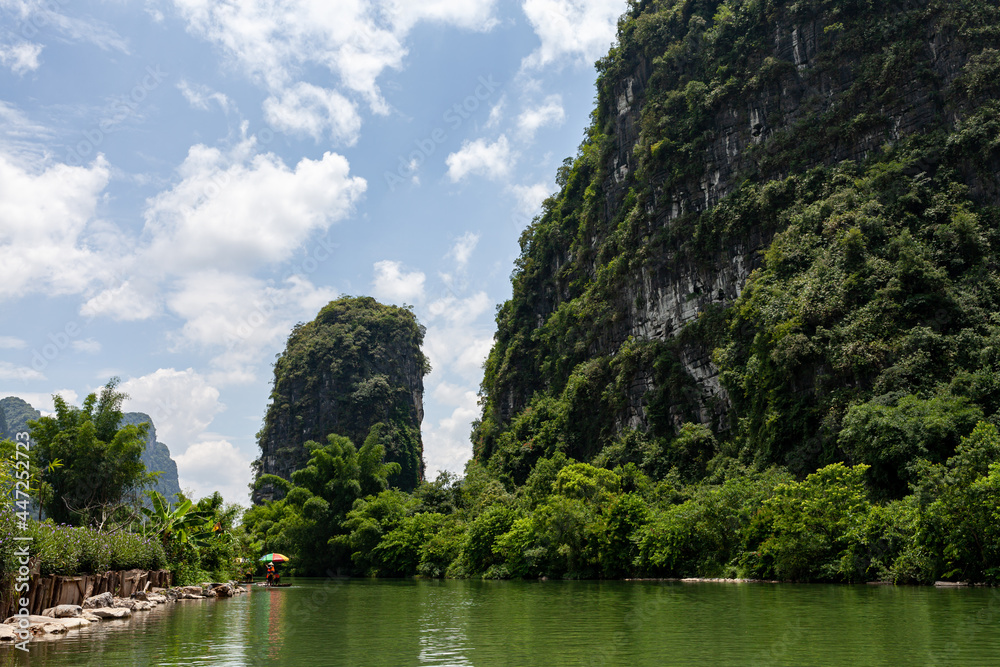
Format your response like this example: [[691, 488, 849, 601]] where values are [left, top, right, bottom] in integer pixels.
[[245, 431, 400, 575], [30, 378, 156, 528]]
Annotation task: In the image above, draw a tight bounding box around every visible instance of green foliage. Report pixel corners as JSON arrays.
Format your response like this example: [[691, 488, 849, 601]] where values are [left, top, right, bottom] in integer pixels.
[[256, 296, 429, 494], [0, 513, 166, 577], [244, 431, 401, 575], [747, 463, 872, 582], [30, 379, 157, 528]]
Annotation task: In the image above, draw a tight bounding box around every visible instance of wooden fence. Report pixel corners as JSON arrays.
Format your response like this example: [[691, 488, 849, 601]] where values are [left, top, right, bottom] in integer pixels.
[[1, 565, 172, 619]]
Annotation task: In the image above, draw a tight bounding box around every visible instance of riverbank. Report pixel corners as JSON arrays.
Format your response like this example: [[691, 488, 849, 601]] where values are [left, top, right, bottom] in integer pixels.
[[0, 581, 247, 646]]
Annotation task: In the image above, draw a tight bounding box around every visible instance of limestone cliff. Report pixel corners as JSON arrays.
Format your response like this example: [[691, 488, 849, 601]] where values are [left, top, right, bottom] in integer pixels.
[[253, 296, 429, 501], [476, 0, 1000, 489], [121, 412, 183, 502]]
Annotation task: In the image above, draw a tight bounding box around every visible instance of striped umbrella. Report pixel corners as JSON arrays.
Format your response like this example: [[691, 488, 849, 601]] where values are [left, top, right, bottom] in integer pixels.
[[258, 553, 291, 563]]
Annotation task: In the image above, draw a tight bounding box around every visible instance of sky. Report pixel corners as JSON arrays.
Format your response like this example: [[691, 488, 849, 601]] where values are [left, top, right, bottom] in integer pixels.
[[0, 0, 628, 507]]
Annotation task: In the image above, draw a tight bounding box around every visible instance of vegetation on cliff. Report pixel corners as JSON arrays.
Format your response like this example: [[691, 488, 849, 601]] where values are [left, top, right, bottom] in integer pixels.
[[476, 0, 1000, 495], [244, 0, 1000, 583], [254, 296, 429, 498]]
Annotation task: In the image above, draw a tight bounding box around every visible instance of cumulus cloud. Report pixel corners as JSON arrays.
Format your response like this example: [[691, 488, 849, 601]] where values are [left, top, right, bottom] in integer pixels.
[[521, 0, 623, 69], [516, 95, 565, 140], [0, 41, 42, 74], [384, 0, 499, 34], [164, 271, 339, 385], [120, 368, 225, 446], [446, 135, 514, 182], [424, 291, 493, 382], [173, 0, 497, 125], [143, 137, 366, 273], [263, 82, 362, 145], [80, 279, 161, 321], [509, 181, 553, 222], [422, 383, 480, 476], [372, 260, 426, 304], [0, 152, 113, 301], [173, 439, 252, 506]]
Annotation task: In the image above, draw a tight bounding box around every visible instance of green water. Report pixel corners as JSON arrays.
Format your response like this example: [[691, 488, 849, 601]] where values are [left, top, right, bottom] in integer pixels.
[[4, 579, 1000, 666]]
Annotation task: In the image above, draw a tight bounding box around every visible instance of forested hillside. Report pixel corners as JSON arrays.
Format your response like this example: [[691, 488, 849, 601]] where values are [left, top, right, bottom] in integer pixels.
[[475, 0, 1000, 497], [246, 0, 1000, 583]]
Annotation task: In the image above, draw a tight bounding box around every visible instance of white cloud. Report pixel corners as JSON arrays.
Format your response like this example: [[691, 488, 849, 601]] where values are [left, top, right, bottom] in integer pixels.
[[0, 152, 113, 301], [510, 181, 553, 220], [164, 271, 338, 385], [516, 95, 565, 140], [447, 232, 480, 269], [177, 80, 232, 113], [422, 383, 479, 476], [173, 0, 498, 123], [120, 368, 225, 446], [0, 361, 44, 381], [143, 137, 366, 273], [71, 338, 101, 354], [0, 336, 25, 349], [424, 291, 493, 382], [263, 82, 361, 145], [174, 438, 252, 506], [0, 41, 42, 74], [521, 0, 623, 69], [80, 279, 161, 321], [372, 260, 426, 304], [384, 0, 499, 34], [446, 135, 514, 182]]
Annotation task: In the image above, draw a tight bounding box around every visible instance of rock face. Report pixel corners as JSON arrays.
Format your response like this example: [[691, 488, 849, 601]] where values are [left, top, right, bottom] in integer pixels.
[[121, 412, 183, 502], [475, 0, 1000, 481], [254, 296, 429, 500]]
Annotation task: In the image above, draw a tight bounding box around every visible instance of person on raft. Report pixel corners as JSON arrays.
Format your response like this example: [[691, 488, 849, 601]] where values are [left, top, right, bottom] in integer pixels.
[[266, 562, 275, 586]]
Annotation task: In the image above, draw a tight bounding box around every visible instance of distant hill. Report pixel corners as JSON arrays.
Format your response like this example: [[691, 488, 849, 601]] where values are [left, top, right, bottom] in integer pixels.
[[0, 397, 183, 502], [121, 412, 183, 502], [0, 396, 41, 442]]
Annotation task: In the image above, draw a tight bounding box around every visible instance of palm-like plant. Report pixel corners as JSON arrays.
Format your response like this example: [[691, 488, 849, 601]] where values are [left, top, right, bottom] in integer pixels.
[[141, 491, 218, 548]]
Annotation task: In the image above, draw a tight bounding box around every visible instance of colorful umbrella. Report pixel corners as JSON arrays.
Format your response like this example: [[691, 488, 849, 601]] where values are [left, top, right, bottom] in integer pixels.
[[258, 553, 291, 563]]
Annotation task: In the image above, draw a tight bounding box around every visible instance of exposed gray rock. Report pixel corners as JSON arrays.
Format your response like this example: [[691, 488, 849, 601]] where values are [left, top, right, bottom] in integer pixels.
[[82, 591, 114, 609], [89, 607, 132, 619], [42, 605, 83, 618]]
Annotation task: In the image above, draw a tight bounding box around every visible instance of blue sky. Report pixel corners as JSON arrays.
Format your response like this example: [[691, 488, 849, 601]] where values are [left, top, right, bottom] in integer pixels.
[[0, 0, 627, 506]]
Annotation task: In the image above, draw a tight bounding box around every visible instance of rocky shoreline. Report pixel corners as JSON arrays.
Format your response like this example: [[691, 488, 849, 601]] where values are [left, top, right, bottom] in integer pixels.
[[0, 581, 248, 645]]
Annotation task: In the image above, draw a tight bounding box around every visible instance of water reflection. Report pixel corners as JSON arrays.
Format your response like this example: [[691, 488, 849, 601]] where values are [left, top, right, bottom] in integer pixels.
[[3, 580, 1000, 666], [266, 588, 285, 661], [418, 583, 474, 666]]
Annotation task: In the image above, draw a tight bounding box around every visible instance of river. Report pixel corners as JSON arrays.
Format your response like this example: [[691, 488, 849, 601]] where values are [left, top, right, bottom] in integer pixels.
[[5, 579, 1000, 666]]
